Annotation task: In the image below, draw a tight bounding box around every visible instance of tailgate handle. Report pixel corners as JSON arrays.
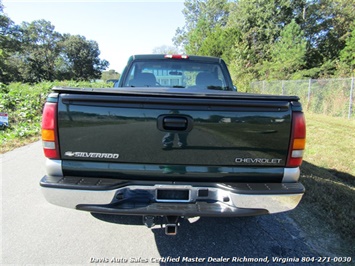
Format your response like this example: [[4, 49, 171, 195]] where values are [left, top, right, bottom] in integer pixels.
[[157, 115, 193, 132], [164, 117, 187, 130]]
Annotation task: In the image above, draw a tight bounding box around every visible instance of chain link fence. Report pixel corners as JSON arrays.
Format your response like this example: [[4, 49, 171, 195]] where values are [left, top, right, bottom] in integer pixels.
[[250, 78, 355, 119]]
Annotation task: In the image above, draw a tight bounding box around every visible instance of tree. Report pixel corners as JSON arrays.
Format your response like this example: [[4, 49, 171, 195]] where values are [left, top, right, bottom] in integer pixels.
[[0, 0, 109, 83], [337, 24, 355, 76], [226, 0, 302, 88], [198, 26, 239, 63], [227, 0, 355, 87], [16, 20, 63, 82], [0, 1, 21, 83], [230, 38, 259, 91], [152, 45, 179, 54], [301, 0, 355, 71], [101, 69, 120, 82], [60, 34, 109, 81], [266, 20, 307, 80], [228, 0, 305, 73], [173, 0, 230, 53]]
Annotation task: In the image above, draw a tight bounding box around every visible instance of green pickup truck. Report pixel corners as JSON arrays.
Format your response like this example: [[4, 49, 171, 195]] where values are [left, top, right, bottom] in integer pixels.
[[40, 54, 306, 235]]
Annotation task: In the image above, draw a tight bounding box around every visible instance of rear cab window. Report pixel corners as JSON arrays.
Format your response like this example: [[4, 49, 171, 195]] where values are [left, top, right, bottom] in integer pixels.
[[122, 59, 232, 91]]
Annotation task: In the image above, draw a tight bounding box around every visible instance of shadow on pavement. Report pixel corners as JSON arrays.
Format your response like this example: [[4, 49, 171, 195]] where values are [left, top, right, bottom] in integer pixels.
[[91, 213, 318, 264]]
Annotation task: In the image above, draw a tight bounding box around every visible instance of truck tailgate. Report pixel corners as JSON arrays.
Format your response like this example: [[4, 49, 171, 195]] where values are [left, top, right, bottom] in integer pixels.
[[57, 90, 296, 181]]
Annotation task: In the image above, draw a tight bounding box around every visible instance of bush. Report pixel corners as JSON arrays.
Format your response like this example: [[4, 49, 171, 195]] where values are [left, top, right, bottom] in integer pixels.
[[0, 81, 110, 152]]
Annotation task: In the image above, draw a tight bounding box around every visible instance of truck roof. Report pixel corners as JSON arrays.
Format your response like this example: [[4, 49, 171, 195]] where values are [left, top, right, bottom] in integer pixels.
[[127, 54, 222, 64]]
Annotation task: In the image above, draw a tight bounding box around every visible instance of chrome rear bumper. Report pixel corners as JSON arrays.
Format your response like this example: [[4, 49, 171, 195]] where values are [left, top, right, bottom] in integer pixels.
[[40, 177, 304, 216]]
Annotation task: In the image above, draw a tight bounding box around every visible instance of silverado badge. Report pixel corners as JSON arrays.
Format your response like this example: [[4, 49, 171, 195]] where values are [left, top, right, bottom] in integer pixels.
[[64, 151, 120, 159]]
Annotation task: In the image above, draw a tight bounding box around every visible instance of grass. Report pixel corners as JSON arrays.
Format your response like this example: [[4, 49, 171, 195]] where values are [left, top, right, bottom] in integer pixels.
[[290, 112, 355, 256], [304, 112, 355, 177]]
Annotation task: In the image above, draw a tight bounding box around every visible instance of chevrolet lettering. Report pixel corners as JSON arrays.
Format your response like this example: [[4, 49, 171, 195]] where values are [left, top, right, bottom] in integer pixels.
[[235, 158, 283, 164], [40, 54, 306, 235]]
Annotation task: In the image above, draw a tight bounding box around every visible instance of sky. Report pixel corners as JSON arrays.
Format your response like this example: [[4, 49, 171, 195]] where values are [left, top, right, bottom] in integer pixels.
[[2, 0, 186, 73]]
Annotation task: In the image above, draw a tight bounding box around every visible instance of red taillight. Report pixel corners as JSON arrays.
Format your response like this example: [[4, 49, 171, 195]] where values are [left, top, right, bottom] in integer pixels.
[[41, 102, 60, 159], [164, 54, 189, 59], [287, 112, 306, 167]]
